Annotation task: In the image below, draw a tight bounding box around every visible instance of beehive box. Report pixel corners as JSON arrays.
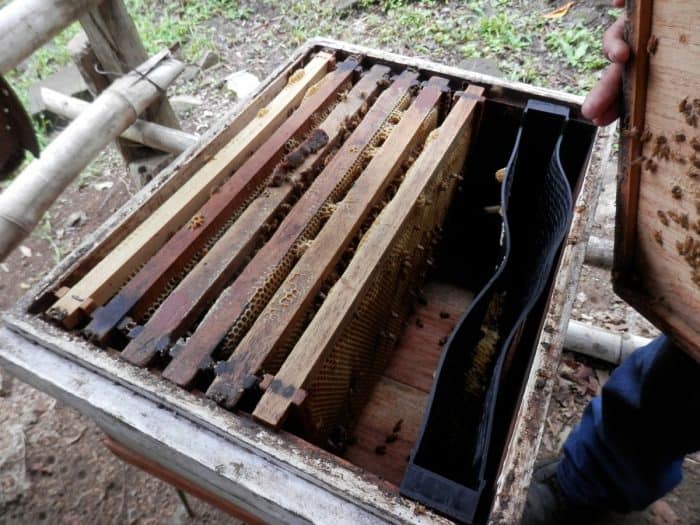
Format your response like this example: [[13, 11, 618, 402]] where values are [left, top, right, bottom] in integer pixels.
[[0, 39, 613, 524], [616, 0, 700, 360]]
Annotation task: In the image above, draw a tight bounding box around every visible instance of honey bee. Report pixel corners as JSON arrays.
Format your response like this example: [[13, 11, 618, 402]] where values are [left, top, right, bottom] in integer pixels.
[[374, 445, 387, 455], [687, 114, 698, 128], [688, 170, 700, 179], [657, 210, 669, 226], [644, 159, 658, 173], [653, 230, 663, 246], [376, 77, 391, 88], [187, 213, 205, 230], [640, 129, 653, 143], [672, 185, 683, 199], [679, 97, 691, 115], [438, 336, 448, 346], [647, 35, 659, 55], [393, 419, 403, 433], [681, 214, 690, 230], [415, 318, 424, 328], [439, 311, 450, 319], [622, 127, 639, 138], [674, 132, 686, 143], [385, 433, 399, 444]]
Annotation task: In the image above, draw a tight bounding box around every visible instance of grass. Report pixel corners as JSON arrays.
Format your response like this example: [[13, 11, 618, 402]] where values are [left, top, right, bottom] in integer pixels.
[[4, 0, 616, 150]]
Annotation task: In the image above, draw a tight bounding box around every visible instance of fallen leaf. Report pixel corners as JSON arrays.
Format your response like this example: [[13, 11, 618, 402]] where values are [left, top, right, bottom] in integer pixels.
[[18, 245, 32, 258], [544, 1, 575, 19]]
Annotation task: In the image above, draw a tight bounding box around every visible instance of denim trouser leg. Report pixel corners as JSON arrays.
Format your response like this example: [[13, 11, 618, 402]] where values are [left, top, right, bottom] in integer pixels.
[[556, 335, 700, 512]]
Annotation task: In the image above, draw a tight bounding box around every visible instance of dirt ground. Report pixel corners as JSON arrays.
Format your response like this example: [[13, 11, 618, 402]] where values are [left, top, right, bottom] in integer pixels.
[[0, 1, 698, 524]]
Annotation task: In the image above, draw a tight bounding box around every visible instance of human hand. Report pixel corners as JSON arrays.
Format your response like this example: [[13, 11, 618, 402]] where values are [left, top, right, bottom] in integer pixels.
[[581, 1, 630, 126]]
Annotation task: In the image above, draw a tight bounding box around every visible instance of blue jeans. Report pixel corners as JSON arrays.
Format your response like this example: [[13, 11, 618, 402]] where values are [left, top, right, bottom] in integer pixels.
[[557, 336, 700, 512]]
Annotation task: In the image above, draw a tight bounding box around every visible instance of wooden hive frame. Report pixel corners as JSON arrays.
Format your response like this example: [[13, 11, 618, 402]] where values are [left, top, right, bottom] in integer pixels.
[[0, 39, 615, 524], [615, 0, 700, 361]]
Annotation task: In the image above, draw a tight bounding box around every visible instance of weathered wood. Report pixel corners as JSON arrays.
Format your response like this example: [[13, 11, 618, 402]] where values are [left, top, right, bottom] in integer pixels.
[[43, 49, 307, 297], [121, 65, 389, 367], [67, 31, 110, 96], [206, 77, 447, 409], [103, 437, 267, 525], [40, 88, 198, 154], [79, 0, 179, 129], [0, 51, 183, 262], [67, 29, 144, 166], [0, 0, 103, 74], [614, 0, 700, 361], [252, 87, 482, 429], [49, 53, 333, 328], [163, 68, 414, 388], [0, 326, 445, 525], [87, 56, 350, 347]]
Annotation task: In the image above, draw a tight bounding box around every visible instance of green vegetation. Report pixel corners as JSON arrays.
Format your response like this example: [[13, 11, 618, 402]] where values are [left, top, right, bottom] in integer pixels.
[[4, 0, 617, 148]]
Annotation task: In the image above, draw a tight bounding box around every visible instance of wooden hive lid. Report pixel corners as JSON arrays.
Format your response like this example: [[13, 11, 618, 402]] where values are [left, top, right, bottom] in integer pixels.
[[616, 0, 700, 360]]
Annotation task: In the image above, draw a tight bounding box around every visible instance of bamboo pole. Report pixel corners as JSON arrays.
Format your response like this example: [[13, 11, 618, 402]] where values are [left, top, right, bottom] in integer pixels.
[[40, 88, 198, 154], [0, 0, 104, 74], [0, 50, 184, 261]]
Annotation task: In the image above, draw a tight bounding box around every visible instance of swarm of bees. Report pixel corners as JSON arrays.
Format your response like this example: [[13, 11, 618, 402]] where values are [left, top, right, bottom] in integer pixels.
[[644, 97, 700, 289], [679, 97, 700, 128]]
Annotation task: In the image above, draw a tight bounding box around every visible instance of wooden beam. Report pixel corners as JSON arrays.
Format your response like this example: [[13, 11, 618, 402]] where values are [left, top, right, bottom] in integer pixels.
[[0, 0, 104, 74], [253, 87, 483, 429], [79, 0, 179, 129], [0, 51, 184, 262], [163, 68, 417, 389], [205, 77, 448, 409], [40, 88, 198, 154], [119, 65, 390, 367], [47, 53, 333, 328]]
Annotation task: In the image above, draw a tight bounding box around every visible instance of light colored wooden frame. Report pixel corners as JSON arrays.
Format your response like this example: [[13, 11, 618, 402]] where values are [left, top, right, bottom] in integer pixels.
[[0, 38, 614, 524], [614, 0, 700, 362]]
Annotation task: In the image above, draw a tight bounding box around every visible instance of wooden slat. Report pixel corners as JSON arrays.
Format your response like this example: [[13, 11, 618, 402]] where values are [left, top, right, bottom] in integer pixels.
[[80, 55, 352, 341], [162, 69, 418, 388], [616, 0, 653, 269], [48, 52, 334, 328], [119, 65, 391, 366], [205, 77, 449, 409], [252, 87, 482, 428]]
